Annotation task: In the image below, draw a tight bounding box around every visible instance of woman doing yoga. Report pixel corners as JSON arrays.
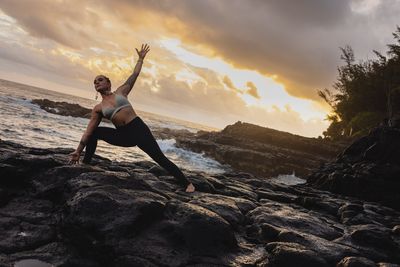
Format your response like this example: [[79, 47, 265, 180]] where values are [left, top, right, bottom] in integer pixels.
[[68, 44, 195, 193]]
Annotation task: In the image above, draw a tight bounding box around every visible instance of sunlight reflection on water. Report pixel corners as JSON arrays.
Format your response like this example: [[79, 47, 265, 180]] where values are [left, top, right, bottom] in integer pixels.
[[0, 80, 228, 175]]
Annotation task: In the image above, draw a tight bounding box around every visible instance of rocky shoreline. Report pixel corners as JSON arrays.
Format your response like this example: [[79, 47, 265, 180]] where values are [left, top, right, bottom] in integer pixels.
[[175, 121, 349, 178], [1, 139, 399, 266], [31, 99, 349, 179]]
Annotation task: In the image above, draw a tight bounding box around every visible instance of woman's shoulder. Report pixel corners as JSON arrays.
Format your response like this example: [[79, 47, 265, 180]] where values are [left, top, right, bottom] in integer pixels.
[[92, 103, 103, 113]]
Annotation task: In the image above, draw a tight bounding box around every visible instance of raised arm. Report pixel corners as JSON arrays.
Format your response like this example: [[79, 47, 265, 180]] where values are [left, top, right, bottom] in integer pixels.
[[116, 43, 150, 97], [68, 106, 102, 164]]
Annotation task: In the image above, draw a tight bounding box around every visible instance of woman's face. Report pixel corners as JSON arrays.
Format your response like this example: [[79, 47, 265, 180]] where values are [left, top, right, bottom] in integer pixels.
[[94, 75, 111, 93]]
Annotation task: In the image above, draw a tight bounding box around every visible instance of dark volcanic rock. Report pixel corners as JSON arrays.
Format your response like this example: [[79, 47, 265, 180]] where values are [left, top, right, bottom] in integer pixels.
[[32, 99, 93, 118], [266, 242, 329, 267], [248, 200, 342, 240], [175, 121, 347, 178], [307, 126, 400, 210], [1, 139, 400, 266], [336, 256, 376, 267]]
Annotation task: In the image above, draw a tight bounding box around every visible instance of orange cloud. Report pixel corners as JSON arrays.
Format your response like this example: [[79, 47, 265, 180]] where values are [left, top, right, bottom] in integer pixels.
[[222, 75, 240, 93], [245, 81, 260, 99]]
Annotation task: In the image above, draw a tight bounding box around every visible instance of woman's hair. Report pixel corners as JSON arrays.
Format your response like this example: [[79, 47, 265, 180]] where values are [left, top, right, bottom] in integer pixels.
[[104, 76, 111, 85]]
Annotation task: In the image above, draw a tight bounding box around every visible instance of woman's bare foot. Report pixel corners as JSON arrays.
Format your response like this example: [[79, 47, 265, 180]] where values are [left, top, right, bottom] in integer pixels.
[[185, 183, 195, 193]]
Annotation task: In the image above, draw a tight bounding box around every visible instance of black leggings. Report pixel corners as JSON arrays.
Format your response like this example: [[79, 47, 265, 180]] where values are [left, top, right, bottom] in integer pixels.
[[82, 116, 191, 187]]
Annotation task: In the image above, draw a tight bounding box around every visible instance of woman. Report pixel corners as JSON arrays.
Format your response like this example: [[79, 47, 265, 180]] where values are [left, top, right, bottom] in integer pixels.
[[68, 44, 195, 193]]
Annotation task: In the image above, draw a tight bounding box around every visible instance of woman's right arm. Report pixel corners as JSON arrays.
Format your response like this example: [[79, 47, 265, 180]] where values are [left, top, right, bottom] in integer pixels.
[[115, 44, 150, 97], [69, 106, 102, 164]]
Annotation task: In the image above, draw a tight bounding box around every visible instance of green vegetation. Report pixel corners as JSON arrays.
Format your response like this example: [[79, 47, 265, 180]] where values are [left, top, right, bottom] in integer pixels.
[[319, 26, 400, 140]]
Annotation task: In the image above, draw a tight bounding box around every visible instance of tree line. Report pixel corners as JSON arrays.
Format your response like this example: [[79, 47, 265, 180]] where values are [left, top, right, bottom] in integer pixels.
[[319, 26, 400, 140]]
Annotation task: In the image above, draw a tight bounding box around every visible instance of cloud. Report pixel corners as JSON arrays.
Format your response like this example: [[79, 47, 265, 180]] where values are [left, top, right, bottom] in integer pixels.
[[245, 81, 260, 99], [86, 0, 349, 100], [0, 40, 93, 88], [0, 0, 100, 49], [129, 62, 328, 137], [222, 75, 240, 93], [2, 0, 399, 101], [91, 0, 399, 101]]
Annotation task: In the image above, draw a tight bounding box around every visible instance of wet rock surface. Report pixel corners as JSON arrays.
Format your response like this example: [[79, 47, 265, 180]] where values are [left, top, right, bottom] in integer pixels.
[[307, 126, 400, 210], [1, 140, 400, 266]]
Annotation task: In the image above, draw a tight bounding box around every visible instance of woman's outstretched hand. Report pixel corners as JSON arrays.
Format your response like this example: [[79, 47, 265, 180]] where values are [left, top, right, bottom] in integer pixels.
[[68, 150, 81, 165], [135, 43, 150, 60]]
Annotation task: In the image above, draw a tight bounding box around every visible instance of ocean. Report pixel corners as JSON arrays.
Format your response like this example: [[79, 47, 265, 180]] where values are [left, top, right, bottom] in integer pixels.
[[0, 79, 304, 184]]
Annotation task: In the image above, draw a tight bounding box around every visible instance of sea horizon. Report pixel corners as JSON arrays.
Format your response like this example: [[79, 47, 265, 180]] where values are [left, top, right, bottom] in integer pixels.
[[0, 77, 222, 133]]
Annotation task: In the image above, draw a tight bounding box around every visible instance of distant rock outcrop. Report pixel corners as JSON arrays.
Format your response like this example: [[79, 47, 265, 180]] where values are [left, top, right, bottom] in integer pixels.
[[1, 140, 399, 266], [307, 126, 400, 210], [32, 99, 93, 119], [176, 121, 349, 178]]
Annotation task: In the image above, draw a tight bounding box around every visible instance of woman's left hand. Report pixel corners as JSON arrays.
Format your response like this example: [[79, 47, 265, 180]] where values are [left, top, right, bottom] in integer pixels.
[[135, 43, 150, 60], [68, 150, 81, 165]]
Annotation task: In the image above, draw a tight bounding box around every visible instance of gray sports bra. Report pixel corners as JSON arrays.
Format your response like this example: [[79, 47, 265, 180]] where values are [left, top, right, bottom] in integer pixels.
[[102, 94, 132, 120]]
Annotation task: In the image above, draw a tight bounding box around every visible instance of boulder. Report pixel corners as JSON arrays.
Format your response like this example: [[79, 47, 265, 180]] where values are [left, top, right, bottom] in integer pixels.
[[307, 126, 400, 210]]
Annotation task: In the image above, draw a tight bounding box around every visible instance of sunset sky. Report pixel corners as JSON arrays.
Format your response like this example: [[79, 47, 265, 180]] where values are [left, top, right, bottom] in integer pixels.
[[0, 0, 399, 137]]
